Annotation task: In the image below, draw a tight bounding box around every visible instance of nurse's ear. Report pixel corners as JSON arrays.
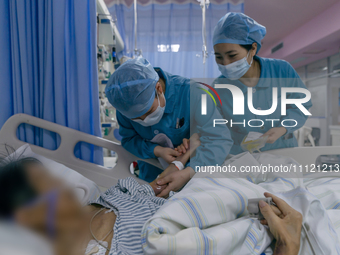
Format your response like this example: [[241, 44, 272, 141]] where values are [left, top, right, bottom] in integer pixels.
[[155, 81, 163, 95], [251, 43, 258, 57]]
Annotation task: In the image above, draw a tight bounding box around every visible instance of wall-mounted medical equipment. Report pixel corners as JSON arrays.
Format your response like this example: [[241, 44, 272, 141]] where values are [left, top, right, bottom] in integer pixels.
[[97, 0, 124, 81], [97, 0, 124, 153], [97, 0, 124, 53], [97, 0, 121, 83], [98, 45, 114, 79], [99, 82, 120, 148]]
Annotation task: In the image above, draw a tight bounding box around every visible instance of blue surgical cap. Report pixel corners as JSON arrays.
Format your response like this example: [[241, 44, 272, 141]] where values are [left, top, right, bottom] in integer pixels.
[[105, 57, 159, 119], [213, 12, 266, 53]]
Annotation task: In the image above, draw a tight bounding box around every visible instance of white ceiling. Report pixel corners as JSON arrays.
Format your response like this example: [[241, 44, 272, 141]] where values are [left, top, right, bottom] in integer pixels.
[[244, 0, 340, 54]]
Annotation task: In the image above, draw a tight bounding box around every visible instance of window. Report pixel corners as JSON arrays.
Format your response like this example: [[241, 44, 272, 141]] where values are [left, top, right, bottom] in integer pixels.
[[306, 58, 328, 87], [330, 53, 340, 73], [295, 66, 306, 81], [157, 44, 180, 52]]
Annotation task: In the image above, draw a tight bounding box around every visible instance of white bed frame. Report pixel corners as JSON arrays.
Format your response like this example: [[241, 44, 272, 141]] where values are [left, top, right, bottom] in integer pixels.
[[0, 114, 339, 188], [0, 114, 163, 187]]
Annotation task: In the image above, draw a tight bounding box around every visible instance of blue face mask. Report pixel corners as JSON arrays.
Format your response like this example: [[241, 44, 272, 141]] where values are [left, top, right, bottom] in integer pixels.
[[218, 51, 253, 80], [23, 189, 59, 239], [133, 93, 165, 127]]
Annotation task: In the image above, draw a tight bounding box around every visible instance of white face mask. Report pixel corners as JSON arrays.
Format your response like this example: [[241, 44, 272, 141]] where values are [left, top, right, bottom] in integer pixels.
[[218, 51, 253, 80], [133, 93, 165, 127]]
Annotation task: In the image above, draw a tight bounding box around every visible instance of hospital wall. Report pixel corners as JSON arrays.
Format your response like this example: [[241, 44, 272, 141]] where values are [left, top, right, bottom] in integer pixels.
[[294, 52, 340, 146]]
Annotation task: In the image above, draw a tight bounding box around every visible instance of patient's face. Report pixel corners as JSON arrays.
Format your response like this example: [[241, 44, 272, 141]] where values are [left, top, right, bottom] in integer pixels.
[[15, 163, 83, 237]]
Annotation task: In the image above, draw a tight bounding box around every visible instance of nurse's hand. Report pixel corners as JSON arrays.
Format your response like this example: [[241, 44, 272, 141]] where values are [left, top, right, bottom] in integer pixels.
[[175, 138, 189, 154], [158, 163, 179, 180], [259, 192, 302, 255], [263, 127, 287, 144], [156, 167, 195, 198], [154, 146, 181, 164], [149, 179, 167, 196], [175, 133, 201, 154], [150, 164, 179, 196]]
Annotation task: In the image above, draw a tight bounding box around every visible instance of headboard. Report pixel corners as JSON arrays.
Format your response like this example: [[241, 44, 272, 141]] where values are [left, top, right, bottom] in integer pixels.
[[0, 114, 163, 187]]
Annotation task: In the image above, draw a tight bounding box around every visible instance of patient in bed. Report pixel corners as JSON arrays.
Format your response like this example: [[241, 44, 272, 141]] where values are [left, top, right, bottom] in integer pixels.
[[0, 137, 199, 255]]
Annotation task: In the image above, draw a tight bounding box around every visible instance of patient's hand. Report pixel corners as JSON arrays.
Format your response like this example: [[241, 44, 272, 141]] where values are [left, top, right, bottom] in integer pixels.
[[149, 179, 167, 196], [150, 164, 180, 196], [156, 134, 200, 182], [151, 134, 200, 198], [158, 163, 179, 180], [150, 163, 181, 197], [156, 167, 195, 198], [154, 146, 181, 164], [154, 136, 197, 185], [259, 192, 302, 255], [175, 133, 201, 154]]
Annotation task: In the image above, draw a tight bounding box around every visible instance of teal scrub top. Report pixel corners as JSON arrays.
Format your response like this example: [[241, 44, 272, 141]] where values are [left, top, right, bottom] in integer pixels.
[[214, 56, 312, 155], [117, 68, 233, 177]]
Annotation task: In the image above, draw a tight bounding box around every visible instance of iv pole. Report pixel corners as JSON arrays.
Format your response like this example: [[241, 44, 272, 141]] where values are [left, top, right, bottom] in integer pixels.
[[133, 0, 142, 57], [199, 0, 209, 64]]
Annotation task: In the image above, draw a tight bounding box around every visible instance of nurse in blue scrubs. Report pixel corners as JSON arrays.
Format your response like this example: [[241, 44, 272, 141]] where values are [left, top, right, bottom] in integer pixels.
[[105, 57, 232, 191], [213, 12, 312, 154]]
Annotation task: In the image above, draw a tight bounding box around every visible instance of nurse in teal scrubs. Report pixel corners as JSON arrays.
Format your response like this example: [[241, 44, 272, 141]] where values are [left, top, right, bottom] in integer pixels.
[[105, 57, 232, 190], [213, 12, 312, 154]]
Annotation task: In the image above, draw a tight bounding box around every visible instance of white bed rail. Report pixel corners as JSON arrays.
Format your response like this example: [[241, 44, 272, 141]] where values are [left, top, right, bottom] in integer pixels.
[[267, 145, 340, 167], [1, 114, 339, 187], [0, 114, 162, 187]]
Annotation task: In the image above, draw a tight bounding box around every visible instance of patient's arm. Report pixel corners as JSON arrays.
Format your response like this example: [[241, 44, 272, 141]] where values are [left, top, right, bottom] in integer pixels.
[[175, 133, 201, 154], [149, 149, 191, 195], [173, 144, 193, 165], [149, 133, 200, 195], [158, 133, 200, 178]]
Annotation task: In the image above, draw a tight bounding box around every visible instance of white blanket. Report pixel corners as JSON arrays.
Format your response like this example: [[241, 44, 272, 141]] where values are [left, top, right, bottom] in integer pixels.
[[142, 153, 340, 255]]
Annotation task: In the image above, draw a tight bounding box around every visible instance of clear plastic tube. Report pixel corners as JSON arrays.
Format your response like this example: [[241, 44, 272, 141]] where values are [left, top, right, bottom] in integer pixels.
[[200, 0, 208, 64]]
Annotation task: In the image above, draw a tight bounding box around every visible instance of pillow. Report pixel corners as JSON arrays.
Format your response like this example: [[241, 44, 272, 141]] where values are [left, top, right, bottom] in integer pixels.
[[5, 144, 101, 204], [0, 222, 53, 255]]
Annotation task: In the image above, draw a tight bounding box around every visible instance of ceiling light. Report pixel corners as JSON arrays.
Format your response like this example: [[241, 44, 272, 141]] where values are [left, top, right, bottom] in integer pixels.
[[303, 49, 326, 55]]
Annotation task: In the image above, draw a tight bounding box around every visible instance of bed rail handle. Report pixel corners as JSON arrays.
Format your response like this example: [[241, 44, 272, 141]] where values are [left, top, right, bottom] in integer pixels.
[[0, 114, 162, 187]]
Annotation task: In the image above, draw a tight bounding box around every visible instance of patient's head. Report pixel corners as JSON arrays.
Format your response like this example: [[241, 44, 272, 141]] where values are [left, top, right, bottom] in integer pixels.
[[0, 157, 82, 238]]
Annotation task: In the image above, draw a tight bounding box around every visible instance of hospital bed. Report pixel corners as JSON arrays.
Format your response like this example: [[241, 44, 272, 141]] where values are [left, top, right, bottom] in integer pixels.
[[0, 114, 162, 188], [0, 114, 339, 189]]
